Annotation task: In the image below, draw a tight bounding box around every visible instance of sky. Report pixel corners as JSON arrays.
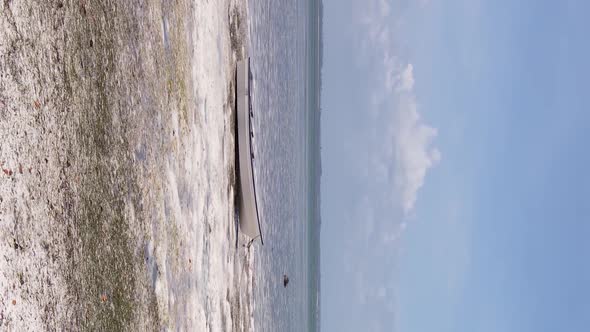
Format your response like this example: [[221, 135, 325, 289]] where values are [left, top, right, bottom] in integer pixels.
[[320, 0, 590, 331]]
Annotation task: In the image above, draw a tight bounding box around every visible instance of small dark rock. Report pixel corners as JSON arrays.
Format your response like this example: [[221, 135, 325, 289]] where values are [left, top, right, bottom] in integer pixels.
[[13, 239, 23, 250]]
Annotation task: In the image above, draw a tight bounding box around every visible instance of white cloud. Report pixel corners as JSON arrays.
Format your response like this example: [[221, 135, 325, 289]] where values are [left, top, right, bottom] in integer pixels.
[[392, 88, 441, 213], [377, 0, 391, 17], [336, 2, 441, 330], [359, 0, 440, 216], [396, 64, 415, 93]]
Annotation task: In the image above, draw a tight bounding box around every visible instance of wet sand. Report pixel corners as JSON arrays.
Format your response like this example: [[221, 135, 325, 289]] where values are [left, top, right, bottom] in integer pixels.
[[1, 0, 254, 330]]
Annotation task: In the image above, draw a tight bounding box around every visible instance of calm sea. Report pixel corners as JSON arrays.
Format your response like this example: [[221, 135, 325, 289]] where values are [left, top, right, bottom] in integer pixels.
[[248, 0, 321, 330]]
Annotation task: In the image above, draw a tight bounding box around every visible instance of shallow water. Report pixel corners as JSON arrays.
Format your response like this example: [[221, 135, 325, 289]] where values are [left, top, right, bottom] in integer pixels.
[[248, 0, 318, 330]]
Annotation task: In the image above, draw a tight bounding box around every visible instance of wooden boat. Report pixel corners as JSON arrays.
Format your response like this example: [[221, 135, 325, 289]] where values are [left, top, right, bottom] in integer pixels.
[[236, 58, 263, 244]]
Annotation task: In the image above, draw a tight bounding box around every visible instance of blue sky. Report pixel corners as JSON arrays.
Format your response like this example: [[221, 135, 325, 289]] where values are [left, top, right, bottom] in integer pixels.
[[321, 0, 590, 331]]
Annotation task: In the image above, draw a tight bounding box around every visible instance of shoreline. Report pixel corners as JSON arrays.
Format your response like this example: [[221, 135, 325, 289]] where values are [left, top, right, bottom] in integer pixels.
[[0, 0, 254, 330]]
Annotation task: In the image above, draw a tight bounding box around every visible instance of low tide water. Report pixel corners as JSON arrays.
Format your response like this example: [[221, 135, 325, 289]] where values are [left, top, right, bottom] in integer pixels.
[[248, 0, 321, 330]]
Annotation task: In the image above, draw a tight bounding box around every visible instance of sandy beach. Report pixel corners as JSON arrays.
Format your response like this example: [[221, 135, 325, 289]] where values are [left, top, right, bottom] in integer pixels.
[[0, 0, 255, 330]]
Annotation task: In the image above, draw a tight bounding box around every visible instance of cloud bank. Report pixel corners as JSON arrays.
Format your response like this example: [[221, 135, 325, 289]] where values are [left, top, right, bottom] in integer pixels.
[[324, 2, 441, 331], [393, 77, 441, 213], [346, 1, 441, 328]]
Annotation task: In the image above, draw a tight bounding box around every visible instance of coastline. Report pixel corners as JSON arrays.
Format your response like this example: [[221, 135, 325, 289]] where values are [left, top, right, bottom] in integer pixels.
[[0, 0, 254, 330]]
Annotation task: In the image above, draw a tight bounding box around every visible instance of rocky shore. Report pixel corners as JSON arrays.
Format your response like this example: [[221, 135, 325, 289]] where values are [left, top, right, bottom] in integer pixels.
[[1, 0, 253, 330]]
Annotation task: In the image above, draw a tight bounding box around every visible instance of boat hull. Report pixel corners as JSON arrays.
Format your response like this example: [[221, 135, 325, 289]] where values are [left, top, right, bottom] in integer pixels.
[[236, 58, 263, 242]]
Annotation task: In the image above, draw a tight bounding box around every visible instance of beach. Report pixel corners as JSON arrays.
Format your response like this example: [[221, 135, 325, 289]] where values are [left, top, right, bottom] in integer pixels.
[[0, 0, 255, 330]]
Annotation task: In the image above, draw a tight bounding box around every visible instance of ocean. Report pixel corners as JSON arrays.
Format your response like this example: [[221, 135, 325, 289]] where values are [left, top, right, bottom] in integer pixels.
[[248, 0, 322, 330]]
